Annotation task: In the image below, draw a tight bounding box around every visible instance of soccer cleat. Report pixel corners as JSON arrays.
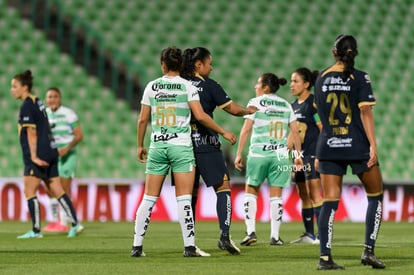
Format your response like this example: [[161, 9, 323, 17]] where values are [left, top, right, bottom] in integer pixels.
[[317, 255, 345, 270], [290, 232, 319, 244], [269, 237, 284, 246], [361, 250, 385, 269], [218, 240, 226, 250], [67, 223, 84, 238], [17, 230, 43, 239], [195, 246, 211, 257], [183, 246, 201, 257], [218, 234, 240, 255], [130, 246, 145, 257], [240, 232, 257, 246], [43, 222, 58, 232], [43, 222, 69, 232]]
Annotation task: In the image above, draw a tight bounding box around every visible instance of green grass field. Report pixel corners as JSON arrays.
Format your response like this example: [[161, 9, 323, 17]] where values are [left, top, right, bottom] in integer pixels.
[[0, 221, 412, 274]]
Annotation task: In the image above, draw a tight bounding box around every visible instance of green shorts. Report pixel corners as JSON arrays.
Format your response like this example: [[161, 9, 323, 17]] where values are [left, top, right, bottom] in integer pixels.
[[58, 150, 78, 178], [146, 145, 196, 175], [246, 156, 291, 188]]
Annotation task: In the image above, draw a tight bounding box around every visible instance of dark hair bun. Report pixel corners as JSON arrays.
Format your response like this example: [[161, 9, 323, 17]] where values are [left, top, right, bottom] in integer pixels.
[[278, 77, 287, 86]]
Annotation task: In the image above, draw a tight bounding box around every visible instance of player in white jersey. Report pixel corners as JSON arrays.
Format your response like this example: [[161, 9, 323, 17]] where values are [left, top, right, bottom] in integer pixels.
[[131, 47, 236, 258], [234, 73, 303, 246], [43, 87, 84, 232]]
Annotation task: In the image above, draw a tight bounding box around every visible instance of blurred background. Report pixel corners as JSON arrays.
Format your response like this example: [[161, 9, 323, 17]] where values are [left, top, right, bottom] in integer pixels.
[[1, 0, 413, 183]]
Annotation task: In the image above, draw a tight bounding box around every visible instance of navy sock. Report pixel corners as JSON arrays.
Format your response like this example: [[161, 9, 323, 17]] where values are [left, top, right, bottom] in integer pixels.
[[58, 194, 78, 226], [191, 195, 198, 222], [314, 205, 322, 226], [365, 193, 383, 251], [28, 197, 41, 233], [318, 201, 339, 256], [302, 207, 314, 235], [216, 191, 232, 235]]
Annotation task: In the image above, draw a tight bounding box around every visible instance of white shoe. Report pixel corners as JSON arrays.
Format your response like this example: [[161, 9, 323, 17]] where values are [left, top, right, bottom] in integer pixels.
[[195, 246, 211, 257], [290, 233, 319, 244]]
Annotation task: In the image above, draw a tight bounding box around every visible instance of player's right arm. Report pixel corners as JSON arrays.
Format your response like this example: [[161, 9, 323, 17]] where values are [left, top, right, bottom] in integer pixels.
[[234, 118, 253, 171], [189, 100, 236, 145], [137, 104, 151, 163]]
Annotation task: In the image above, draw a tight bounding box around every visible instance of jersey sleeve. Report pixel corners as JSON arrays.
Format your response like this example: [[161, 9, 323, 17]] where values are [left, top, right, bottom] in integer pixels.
[[310, 100, 321, 123], [66, 108, 79, 125], [187, 83, 200, 102], [20, 100, 37, 128], [243, 98, 256, 120], [210, 80, 231, 108], [288, 104, 297, 124], [140, 83, 152, 106], [358, 72, 376, 108]]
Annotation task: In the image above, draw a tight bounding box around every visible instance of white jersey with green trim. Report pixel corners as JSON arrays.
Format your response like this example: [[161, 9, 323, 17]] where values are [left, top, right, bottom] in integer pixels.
[[244, 93, 296, 158], [141, 75, 199, 148], [46, 105, 79, 149]]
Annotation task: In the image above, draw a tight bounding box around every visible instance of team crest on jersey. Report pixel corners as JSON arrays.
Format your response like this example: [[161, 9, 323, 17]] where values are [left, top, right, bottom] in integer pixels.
[[364, 74, 371, 83]]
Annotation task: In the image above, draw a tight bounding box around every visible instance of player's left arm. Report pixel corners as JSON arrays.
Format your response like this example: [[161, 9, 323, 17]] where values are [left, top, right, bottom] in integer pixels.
[[289, 120, 303, 169], [27, 126, 49, 167], [360, 104, 378, 168]]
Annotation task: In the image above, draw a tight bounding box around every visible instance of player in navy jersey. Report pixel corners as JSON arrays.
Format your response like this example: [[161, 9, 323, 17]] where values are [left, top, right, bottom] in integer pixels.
[[289, 67, 323, 245], [314, 35, 385, 270], [11, 70, 83, 239], [180, 47, 256, 255]]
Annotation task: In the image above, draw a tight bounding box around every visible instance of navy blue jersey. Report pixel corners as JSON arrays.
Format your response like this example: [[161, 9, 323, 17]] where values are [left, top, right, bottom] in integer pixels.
[[314, 65, 376, 160], [187, 75, 232, 153], [19, 95, 58, 163], [291, 94, 320, 157]]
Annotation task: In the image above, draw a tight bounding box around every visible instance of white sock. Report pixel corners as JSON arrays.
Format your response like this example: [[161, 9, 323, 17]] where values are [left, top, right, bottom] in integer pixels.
[[49, 198, 59, 222], [176, 195, 194, 247], [244, 194, 257, 234], [133, 194, 158, 247], [59, 206, 68, 226], [270, 197, 283, 240]]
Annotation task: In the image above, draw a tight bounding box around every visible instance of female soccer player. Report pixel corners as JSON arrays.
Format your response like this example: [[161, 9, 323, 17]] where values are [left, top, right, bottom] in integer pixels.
[[43, 87, 84, 232], [131, 47, 236, 257], [234, 73, 303, 246], [314, 34, 385, 270], [180, 47, 255, 255], [11, 70, 83, 239], [289, 67, 323, 245]]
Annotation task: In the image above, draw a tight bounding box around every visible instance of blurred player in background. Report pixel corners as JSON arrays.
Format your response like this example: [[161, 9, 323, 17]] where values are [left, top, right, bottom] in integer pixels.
[[234, 73, 302, 246], [43, 87, 84, 232], [314, 34, 385, 270], [11, 70, 83, 239], [131, 47, 236, 257], [180, 47, 256, 255], [289, 67, 322, 245]]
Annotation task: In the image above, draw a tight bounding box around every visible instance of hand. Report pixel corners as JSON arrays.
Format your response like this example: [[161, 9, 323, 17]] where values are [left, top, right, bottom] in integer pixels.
[[222, 131, 236, 145], [58, 147, 70, 157], [32, 157, 49, 167], [234, 155, 244, 171], [367, 146, 378, 168], [247, 106, 258, 114], [137, 146, 147, 163], [293, 157, 303, 171]]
